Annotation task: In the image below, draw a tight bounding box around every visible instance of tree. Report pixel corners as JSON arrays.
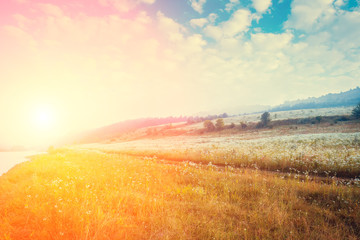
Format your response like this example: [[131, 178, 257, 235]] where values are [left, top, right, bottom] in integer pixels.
[[215, 118, 225, 130], [352, 103, 360, 119], [261, 112, 271, 127], [204, 120, 215, 131]]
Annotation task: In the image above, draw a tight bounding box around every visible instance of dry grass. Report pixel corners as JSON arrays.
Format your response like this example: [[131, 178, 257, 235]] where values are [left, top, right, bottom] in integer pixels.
[[0, 149, 359, 239], [82, 132, 360, 178]]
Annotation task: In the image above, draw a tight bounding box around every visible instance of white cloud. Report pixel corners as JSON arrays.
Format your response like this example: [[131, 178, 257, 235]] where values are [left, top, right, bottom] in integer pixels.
[[38, 4, 63, 17], [189, 13, 217, 28], [285, 0, 334, 31], [285, 0, 360, 52], [157, 11, 187, 43], [98, 0, 156, 12], [222, 9, 252, 37], [334, 0, 345, 7], [252, 0, 272, 13], [208, 13, 218, 23], [225, 0, 240, 12], [330, 10, 360, 49], [189, 0, 207, 14], [190, 18, 208, 28], [204, 9, 252, 40], [204, 25, 223, 40], [2, 0, 360, 130], [251, 32, 293, 51], [141, 0, 156, 4]]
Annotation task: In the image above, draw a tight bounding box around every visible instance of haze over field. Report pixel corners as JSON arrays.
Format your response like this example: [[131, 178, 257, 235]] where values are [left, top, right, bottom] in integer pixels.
[[1, 0, 360, 147]]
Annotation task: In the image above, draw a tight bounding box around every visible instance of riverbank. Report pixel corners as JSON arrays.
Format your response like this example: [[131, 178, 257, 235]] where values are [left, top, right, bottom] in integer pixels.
[[0, 151, 39, 176]]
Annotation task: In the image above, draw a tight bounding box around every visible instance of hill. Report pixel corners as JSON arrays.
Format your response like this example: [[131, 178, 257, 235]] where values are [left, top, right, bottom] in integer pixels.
[[270, 87, 360, 112], [68, 117, 188, 143], [63, 87, 359, 145]]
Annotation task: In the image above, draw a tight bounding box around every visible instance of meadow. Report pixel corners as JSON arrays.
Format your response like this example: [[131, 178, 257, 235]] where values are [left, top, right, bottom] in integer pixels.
[[82, 132, 360, 178], [0, 148, 359, 239], [1, 108, 360, 239]]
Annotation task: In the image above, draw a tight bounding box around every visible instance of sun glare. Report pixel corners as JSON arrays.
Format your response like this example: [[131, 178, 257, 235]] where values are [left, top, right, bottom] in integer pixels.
[[33, 106, 55, 130]]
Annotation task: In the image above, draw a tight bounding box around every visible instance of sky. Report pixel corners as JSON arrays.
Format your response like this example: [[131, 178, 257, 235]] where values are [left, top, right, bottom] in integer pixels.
[[0, 0, 359, 147]]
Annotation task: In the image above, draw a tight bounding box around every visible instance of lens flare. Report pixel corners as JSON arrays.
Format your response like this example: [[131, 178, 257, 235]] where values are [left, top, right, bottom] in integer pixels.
[[32, 105, 55, 130]]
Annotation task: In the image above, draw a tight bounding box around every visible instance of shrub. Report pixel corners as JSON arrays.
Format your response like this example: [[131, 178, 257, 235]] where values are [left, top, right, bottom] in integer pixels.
[[315, 116, 322, 123], [203, 120, 215, 131], [215, 119, 225, 130], [260, 112, 271, 127], [352, 103, 360, 119]]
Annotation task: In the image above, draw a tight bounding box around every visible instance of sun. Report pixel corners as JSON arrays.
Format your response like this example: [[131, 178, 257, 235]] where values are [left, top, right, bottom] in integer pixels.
[[32, 105, 55, 130]]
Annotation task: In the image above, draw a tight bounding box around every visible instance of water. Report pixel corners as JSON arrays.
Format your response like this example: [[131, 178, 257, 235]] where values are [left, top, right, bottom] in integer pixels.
[[0, 151, 39, 176]]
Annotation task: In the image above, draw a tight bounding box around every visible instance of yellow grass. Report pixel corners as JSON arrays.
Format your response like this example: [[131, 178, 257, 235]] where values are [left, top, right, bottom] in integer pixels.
[[82, 132, 360, 178], [0, 149, 359, 239]]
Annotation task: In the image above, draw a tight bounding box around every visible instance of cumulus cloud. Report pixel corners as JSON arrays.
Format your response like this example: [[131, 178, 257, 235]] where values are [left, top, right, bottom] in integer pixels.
[[189, 0, 207, 14], [208, 13, 218, 23], [157, 11, 187, 43], [141, 0, 156, 4], [204, 9, 252, 39], [330, 9, 360, 50], [285, 0, 334, 31], [334, 0, 345, 7], [189, 13, 217, 28], [252, 0, 272, 13], [2, 0, 360, 123], [99, 0, 156, 12], [204, 25, 223, 40], [225, 0, 240, 12], [223, 9, 252, 37], [190, 18, 208, 28], [38, 3, 63, 17], [285, 0, 360, 52]]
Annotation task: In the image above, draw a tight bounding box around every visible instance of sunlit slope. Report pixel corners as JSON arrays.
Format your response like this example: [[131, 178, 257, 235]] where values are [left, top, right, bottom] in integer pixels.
[[65, 106, 354, 144], [1, 149, 359, 239]]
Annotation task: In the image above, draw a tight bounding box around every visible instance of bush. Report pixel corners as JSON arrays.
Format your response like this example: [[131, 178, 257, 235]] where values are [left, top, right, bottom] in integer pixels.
[[352, 103, 360, 119], [315, 116, 322, 123], [260, 112, 271, 127], [215, 119, 225, 130], [204, 120, 215, 131], [336, 116, 350, 122]]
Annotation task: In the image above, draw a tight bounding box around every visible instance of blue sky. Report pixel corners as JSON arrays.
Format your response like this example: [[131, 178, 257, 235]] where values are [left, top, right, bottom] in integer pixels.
[[152, 0, 358, 33]]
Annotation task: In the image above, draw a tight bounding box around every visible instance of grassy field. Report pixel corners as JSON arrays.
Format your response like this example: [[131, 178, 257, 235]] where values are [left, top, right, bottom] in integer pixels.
[[82, 132, 360, 178], [0, 149, 359, 239]]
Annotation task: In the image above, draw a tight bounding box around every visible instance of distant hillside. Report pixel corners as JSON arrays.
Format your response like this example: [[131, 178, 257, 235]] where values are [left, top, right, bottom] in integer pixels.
[[64, 113, 233, 144], [271, 87, 360, 112], [71, 117, 188, 143], [62, 87, 360, 145]]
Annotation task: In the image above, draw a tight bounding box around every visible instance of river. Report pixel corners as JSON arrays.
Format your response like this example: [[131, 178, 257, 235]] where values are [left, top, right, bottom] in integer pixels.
[[0, 151, 39, 176]]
